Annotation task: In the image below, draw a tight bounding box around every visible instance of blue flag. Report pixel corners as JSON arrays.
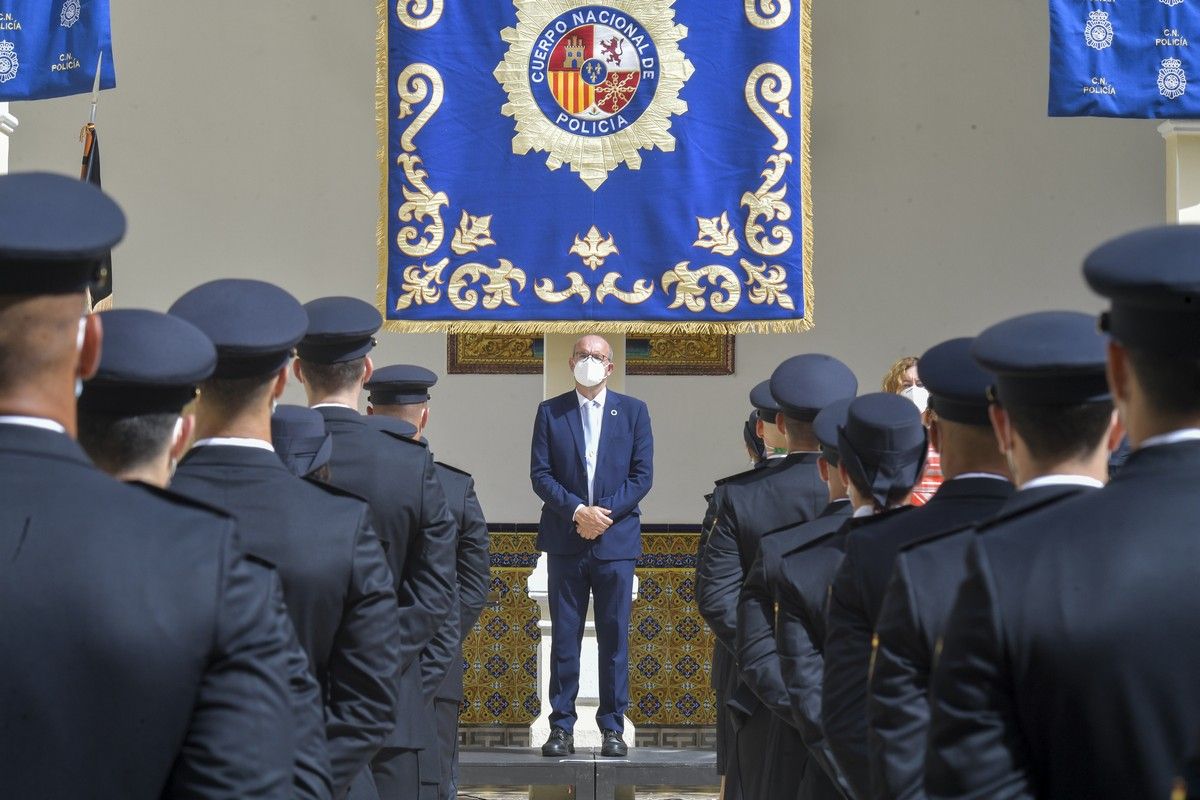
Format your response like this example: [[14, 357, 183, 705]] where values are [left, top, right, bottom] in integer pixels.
[[0, 1, 115, 102], [380, 1, 810, 333], [1049, 1, 1200, 117]]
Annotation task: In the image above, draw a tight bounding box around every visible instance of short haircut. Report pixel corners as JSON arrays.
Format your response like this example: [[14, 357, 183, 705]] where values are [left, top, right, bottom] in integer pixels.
[[781, 415, 820, 451], [1126, 348, 1200, 418], [881, 356, 919, 394], [78, 411, 178, 475], [1005, 401, 1115, 463], [298, 358, 366, 396], [0, 294, 84, 395], [199, 373, 277, 417]]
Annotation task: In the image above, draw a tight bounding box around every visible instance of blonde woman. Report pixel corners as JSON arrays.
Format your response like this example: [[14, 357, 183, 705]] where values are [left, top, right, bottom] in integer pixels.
[[882, 356, 941, 505]]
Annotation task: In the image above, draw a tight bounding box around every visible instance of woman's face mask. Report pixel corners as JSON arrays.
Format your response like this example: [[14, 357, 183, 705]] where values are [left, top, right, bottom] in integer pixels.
[[573, 356, 608, 388], [900, 384, 929, 414]]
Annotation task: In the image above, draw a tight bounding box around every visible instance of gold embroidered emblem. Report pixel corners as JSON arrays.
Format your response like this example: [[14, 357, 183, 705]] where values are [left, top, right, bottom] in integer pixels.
[[569, 225, 619, 271], [494, 2, 695, 190]]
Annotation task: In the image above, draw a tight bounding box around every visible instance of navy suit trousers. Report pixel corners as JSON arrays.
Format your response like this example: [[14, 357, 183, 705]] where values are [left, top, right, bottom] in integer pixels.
[[547, 550, 637, 733]]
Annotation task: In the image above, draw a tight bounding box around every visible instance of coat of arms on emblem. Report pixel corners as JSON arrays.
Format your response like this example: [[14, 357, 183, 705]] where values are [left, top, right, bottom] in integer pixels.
[[1084, 11, 1114, 51], [0, 41, 18, 84], [1159, 58, 1187, 100], [494, 1, 695, 190], [60, 0, 81, 28]]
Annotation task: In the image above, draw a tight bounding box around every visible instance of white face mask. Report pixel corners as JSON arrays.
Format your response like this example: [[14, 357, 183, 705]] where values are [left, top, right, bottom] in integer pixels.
[[900, 384, 929, 413], [573, 357, 608, 388]]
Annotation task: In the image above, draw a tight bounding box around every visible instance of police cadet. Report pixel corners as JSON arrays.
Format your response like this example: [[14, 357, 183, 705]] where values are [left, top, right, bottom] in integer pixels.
[[926, 226, 1200, 799], [291, 298, 458, 800], [169, 280, 403, 799], [365, 364, 493, 800], [744, 409, 768, 468], [823, 338, 1013, 800], [0, 173, 296, 798], [698, 354, 857, 800], [868, 312, 1117, 800], [736, 397, 855, 800], [271, 404, 335, 481], [77, 309, 334, 800], [778, 394, 927, 800], [697, 392, 781, 800]]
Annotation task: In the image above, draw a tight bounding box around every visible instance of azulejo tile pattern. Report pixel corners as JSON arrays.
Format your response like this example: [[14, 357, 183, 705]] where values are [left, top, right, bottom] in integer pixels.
[[460, 530, 716, 729]]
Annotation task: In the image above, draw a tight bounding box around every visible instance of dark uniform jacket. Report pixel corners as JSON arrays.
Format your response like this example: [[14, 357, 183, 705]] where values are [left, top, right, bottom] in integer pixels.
[[868, 483, 1094, 800], [926, 441, 1200, 799], [697, 452, 827, 800], [0, 426, 297, 799], [313, 406, 457, 749], [172, 444, 401, 793], [776, 508, 910, 800], [423, 460, 492, 702], [823, 477, 1013, 800], [738, 499, 853, 800], [137, 482, 334, 800]]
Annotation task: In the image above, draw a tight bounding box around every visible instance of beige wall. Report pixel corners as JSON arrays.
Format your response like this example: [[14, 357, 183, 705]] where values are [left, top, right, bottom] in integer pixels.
[[11, 1, 1162, 522]]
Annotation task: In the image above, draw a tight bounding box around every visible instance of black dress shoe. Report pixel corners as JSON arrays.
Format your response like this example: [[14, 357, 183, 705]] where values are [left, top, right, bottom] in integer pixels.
[[541, 726, 574, 757], [600, 729, 628, 757]]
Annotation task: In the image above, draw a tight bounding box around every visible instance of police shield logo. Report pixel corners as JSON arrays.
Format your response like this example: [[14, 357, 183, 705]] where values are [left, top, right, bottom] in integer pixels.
[[60, 0, 81, 28], [1159, 58, 1187, 99], [0, 41, 18, 84], [1084, 11, 1114, 51], [495, 1, 694, 190]]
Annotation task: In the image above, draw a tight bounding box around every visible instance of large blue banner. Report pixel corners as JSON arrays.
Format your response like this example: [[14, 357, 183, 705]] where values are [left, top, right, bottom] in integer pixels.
[[0, 1, 115, 102], [1049, 0, 1200, 117], [379, 0, 810, 333]]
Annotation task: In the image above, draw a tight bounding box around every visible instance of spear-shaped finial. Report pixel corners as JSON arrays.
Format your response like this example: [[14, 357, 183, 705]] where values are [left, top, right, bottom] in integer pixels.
[[88, 51, 103, 125]]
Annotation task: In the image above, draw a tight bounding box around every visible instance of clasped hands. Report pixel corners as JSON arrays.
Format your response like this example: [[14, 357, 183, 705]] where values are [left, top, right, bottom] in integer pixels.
[[574, 505, 613, 540]]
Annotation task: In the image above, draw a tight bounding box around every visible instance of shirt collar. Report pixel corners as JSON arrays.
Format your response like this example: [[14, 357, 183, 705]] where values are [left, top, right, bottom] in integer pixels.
[[1019, 474, 1105, 491], [1139, 428, 1200, 450], [191, 436, 276, 453], [576, 387, 607, 408], [852, 504, 876, 518], [312, 402, 357, 411], [0, 415, 67, 435], [951, 472, 1010, 482]]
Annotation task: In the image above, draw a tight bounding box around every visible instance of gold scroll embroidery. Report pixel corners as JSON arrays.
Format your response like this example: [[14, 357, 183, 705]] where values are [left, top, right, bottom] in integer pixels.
[[447, 260, 527, 311], [661, 262, 741, 313], [534, 272, 592, 304], [744, 0, 792, 30], [396, 64, 448, 258], [396, 0, 443, 30]]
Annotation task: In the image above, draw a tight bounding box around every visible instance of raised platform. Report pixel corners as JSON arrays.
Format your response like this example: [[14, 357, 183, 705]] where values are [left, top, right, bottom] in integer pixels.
[[460, 746, 718, 800]]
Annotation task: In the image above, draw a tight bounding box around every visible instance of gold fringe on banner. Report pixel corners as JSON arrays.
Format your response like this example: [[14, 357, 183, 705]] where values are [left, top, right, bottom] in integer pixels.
[[375, 0, 816, 337]]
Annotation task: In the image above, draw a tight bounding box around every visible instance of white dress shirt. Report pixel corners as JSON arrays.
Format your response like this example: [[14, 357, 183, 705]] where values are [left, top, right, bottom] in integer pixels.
[[574, 387, 607, 516], [191, 436, 276, 453], [1139, 428, 1200, 450], [0, 415, 67, 435], [1020, 474, 1105, 491]]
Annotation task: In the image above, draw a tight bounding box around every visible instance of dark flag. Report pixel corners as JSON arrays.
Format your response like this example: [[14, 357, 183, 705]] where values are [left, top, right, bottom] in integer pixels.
[[80, 122, 112, 310]]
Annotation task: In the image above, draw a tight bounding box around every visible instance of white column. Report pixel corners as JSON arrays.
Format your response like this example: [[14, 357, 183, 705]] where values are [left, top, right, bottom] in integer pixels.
[[529, 332, 637, 751], [1158, 121, 1200, 223], [0, 102, 19, 175]]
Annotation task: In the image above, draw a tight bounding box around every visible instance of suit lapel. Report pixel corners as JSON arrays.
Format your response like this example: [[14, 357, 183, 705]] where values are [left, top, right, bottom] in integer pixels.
[[565, 392, 587, 468], [595, 391, 621, 467]]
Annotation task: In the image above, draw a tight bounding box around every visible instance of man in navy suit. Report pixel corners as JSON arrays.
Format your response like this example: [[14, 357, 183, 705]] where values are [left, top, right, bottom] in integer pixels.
[[530, 335, 654, 758]]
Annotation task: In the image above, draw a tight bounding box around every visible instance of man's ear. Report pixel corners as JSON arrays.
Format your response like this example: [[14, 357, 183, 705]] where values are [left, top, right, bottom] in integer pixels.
[[928, 415, 942, 453], [420, 405, 430, 432], [1106, 340, 1131, 408], [78, 313, 103, 381], [170, 414, 195, 462], [817, 456, 830, 483], [756, 418, 765, 439], [988, 403, 1012, 457], [838, 460, 851, 487], [362, 355, 374, 386], [292, 359, 305, 385], [272, 365, 289, 400], [775, 414, 787, 436], [1106, 408, 1125, 453]]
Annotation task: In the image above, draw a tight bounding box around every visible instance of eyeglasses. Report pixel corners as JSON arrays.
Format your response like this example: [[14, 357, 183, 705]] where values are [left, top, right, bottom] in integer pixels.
[[573, 352, 610, 364]]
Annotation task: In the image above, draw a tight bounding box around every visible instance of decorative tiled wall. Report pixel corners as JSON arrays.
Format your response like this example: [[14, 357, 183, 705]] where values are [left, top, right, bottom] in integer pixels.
[[461, 527, 717, 739]]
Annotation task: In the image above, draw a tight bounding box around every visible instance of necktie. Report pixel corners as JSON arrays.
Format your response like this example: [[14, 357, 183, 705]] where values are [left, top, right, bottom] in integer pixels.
[[582, 399, 600, 505]]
